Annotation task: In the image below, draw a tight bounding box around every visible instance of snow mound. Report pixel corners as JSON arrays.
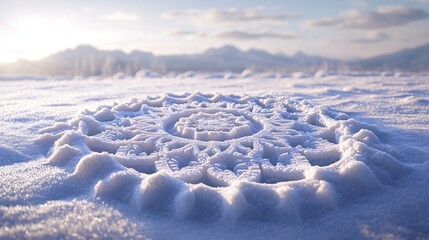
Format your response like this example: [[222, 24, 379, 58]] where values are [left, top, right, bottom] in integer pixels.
[[40, 93, 411, 221]]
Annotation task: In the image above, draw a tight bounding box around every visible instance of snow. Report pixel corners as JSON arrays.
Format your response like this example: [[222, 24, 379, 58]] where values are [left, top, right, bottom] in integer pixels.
[[0, 73, 428, 239]]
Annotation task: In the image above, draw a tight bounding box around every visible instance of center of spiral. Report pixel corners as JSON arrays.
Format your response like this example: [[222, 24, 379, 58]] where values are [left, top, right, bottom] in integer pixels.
[[164, 108, 262, 141]]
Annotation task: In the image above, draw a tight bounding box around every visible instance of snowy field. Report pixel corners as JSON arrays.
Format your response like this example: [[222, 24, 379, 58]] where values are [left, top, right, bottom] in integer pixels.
[[0, 72, 428, 239]]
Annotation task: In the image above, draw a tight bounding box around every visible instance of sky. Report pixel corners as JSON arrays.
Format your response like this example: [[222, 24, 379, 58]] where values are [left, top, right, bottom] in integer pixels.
[[0, 0, 428, 63]]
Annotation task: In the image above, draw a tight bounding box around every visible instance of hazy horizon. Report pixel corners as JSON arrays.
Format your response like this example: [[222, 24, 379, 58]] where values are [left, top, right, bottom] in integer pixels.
[[1, 0, 429, 63], [6, 41, 429, 64]]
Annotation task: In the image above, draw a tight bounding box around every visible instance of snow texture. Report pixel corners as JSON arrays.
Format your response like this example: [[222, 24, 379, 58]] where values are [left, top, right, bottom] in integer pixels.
[[39, 93, 411, 221], [0, 73, 428, 239]]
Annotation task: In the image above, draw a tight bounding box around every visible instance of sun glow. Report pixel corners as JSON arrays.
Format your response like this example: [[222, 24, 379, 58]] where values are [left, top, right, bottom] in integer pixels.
[[0, 16, 76, 62]]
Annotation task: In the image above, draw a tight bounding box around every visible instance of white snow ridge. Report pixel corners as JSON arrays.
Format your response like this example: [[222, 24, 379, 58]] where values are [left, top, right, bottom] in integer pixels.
[[40, 93, 411, 222]]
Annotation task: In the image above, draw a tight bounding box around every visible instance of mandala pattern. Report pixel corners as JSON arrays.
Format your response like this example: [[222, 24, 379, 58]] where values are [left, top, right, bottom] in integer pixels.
[[40, 93, 411, 221]]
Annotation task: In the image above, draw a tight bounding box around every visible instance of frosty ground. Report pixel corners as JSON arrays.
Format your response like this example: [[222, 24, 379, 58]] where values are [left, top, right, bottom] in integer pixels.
[[0, 72, 428, 239]]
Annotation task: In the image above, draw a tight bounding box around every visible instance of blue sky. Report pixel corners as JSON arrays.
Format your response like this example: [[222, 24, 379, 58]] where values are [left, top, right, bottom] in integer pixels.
[[0, 0, 428, 62]]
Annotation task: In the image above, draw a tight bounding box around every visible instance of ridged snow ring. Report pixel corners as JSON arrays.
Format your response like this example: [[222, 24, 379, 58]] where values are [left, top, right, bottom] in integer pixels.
[[164, 108, 262, 141], [39, 93, 412, 221]]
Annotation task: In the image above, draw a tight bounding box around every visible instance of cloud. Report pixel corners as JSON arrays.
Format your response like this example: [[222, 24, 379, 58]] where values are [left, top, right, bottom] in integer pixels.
[[351, 31, 390, 44], [164, 30, 197, 37], [164, 30, 296, 40], [104, 12, 139, 21], [162, 8, 295, 23], [309, 5, 429, 29], [162, 30, 208, 39], [349, 0, 367, 7], [213, 30, 296, 40]]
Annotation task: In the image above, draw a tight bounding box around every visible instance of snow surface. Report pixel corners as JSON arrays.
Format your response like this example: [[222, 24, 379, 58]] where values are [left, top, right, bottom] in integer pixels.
[[0, 73, 428, 239]]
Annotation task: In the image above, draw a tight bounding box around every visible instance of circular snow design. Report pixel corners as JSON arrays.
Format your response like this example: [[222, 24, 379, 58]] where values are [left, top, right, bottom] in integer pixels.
[[41, 93, 411, 221]]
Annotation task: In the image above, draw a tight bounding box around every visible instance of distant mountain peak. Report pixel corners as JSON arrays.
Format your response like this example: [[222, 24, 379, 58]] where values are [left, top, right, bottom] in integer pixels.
[[293, 51, 306, 57], [0, 42, 428, 75], [205, 45, 242, 54], [74, 44, 98, 51], [353, 42, 429, 71]]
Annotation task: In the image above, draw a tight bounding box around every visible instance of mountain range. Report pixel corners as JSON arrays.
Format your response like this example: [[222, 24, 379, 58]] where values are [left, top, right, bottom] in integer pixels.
[[0, 43, 428, 76]]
